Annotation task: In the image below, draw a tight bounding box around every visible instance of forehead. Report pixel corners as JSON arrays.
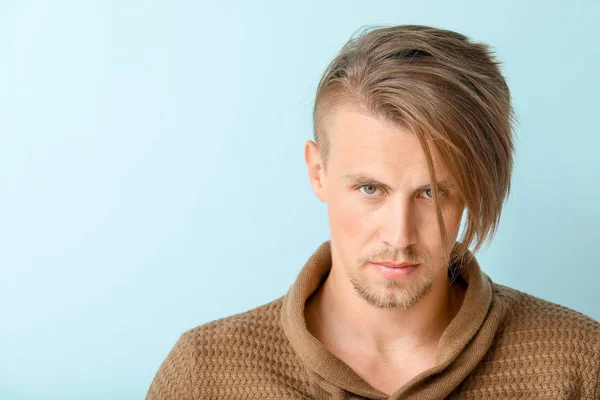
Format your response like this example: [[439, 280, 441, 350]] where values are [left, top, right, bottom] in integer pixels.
[[324, 105, 448, 177]]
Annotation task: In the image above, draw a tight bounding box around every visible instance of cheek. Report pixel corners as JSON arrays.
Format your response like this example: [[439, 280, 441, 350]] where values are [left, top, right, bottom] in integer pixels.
[[328, 188, 370, 238], [440, 204, 465, 246], [415, 203, 463, 250]]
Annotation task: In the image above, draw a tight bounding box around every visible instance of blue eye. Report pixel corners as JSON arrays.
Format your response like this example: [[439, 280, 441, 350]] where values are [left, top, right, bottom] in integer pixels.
[[359, 185, 380, 196], [423, 188, 445, 199]]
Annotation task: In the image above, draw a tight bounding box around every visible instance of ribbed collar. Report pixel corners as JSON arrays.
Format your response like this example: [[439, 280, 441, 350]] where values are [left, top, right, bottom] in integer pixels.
[[281, 240, 499, 399]]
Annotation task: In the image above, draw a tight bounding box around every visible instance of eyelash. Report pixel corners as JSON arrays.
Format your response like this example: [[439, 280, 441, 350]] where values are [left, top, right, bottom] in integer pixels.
[[356, 184, 446, 200]]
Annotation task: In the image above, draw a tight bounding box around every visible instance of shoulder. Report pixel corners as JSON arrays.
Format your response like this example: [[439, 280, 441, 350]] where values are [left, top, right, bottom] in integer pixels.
[[485, 283, 600, 397], [147, 296, 310, 400], [183, 297, 283, 339], [166, 296, 309, 398], [492, 282, 600, 342], [183, 295, 287, 343]]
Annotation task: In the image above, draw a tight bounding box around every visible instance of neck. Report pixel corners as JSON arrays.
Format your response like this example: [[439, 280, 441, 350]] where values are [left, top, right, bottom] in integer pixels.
[[305, 261, 465, 361]]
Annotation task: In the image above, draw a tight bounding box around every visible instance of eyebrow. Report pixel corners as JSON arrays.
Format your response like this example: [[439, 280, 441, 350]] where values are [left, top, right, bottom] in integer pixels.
[[342, 172, 453, 192]]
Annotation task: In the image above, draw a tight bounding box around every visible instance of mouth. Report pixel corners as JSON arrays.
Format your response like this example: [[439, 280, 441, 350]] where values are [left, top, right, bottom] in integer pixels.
[[370, 262, 420, 279], [373, 260, 419, 268]]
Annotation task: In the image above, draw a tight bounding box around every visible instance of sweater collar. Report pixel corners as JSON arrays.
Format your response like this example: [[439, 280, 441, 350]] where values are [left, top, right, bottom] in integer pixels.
[[281, 240, 498, 399]]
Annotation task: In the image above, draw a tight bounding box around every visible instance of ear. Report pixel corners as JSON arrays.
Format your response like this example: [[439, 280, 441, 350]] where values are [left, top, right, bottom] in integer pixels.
[[304, 140, 327, 202]]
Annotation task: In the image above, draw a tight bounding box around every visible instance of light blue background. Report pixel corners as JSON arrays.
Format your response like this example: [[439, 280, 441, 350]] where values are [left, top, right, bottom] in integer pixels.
[[1, 1, 599, 399]]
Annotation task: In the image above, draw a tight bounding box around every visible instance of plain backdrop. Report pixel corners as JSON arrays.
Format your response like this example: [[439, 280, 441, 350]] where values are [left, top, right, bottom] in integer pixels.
[[1, 1, 599, 399]]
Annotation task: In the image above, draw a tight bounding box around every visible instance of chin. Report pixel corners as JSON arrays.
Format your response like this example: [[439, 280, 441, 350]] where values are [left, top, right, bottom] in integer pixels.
[[362, 286, 432, 310], [348, 269, 432, 310]]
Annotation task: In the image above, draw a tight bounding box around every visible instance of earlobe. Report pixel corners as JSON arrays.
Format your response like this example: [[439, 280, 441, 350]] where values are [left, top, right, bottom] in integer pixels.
[[304, 140, 327, 203]]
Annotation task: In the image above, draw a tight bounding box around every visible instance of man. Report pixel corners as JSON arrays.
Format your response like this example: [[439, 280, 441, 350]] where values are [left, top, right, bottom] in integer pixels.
[[146, 25, 600, 399]]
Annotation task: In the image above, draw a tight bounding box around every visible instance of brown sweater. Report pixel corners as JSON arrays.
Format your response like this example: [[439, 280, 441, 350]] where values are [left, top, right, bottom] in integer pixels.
[[146, 240, 600, 399]]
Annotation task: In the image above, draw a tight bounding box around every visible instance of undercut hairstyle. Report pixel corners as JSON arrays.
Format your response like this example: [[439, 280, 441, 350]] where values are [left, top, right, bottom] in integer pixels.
[[313, 24, 516, 266]]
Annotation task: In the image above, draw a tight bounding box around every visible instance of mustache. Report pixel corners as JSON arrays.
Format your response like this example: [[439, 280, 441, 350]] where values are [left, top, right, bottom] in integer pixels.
[[359, 247, 431, 265]]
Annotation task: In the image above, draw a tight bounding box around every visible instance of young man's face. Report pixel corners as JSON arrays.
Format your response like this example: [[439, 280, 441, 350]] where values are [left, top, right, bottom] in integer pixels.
[[305, 105, 465, 309]]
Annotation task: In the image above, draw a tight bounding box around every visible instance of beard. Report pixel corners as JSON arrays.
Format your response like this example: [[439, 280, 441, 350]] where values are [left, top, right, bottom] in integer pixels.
[[346, 247, 442, 310]]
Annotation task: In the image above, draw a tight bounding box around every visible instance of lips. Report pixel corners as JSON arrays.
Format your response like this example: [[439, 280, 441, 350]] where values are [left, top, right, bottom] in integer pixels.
[[373, 261, 418, 268], [370, 262, 419, 279]]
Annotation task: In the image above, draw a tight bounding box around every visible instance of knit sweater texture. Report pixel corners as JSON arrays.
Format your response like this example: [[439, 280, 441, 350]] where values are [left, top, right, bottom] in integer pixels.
[[146, 240, 600, 399]]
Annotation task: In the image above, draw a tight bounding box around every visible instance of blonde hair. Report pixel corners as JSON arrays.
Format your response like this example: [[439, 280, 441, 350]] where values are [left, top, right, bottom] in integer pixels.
[[313, 25, 516, 265]]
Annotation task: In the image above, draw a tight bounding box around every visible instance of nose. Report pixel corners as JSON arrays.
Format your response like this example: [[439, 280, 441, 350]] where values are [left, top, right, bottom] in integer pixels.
[[381, 199, 418, 250]]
